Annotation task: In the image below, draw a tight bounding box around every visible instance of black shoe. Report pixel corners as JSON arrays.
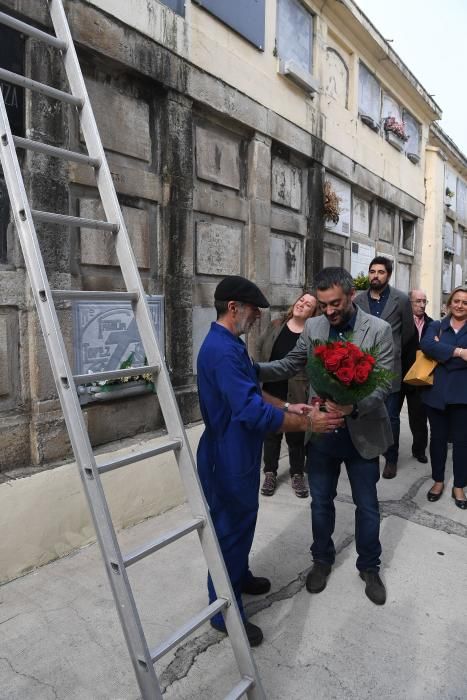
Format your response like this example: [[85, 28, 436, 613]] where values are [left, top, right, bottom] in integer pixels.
[[261, 472, 277, 496], [452, 488, 467, 510], [359, 570, 386, 605], [427, 485, 444, 502], [305, 562, 332, 594], [242, 576, 271, 595], [382, 462, 397, 479], [413, 452, 428, 464], [210, 619, 263, 646]]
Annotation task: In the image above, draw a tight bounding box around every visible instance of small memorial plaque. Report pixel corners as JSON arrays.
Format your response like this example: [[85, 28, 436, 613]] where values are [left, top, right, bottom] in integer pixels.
[[73, 296, 164, 376]]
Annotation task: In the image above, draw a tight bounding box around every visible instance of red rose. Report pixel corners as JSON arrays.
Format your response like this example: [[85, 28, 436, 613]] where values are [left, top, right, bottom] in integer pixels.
[[354, 361, 373, 384], [314, 344, 328, 357], [335, 365, 355, 385], [363, 353, 376, 366], [324, 347, 348, 371], [348, 344, 365, 361]]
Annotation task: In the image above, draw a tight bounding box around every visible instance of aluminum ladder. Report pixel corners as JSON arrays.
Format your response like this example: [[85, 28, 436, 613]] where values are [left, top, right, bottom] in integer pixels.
[[0, 3, 266, 699]]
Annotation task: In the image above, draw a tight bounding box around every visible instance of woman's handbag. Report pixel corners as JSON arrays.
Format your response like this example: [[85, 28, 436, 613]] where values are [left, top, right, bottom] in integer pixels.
[[403, 350, 438, 386]]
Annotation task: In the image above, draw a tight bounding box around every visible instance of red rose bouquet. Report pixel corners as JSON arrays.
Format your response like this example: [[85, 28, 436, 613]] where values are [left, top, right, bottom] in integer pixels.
[[307, 339, 393, 406]]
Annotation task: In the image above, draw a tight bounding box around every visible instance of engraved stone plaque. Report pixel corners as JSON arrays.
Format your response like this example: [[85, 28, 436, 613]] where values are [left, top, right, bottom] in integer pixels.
[[192, 306, 216, 374], [350, 241, 375, 277], [352, 195, 370, 236], [80, 199, 150, 269], [73, 296, 164, 375], [271, 157, 302, 211], [196, 221, 242, 276], [195, 125, 241, 190], [270, 233, 303, 286]]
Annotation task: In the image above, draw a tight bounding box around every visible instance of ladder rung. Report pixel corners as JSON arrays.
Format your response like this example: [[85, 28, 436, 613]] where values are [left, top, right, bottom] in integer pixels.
[[149, 599, 229, 663], [13, 136, 100, 168], [0, 11, 68, 50], [31, 209, 118, 232], [96, 438, 183, 475], [0, 67, 83, 107], [51, 290, 139, 303], [122, 517, 205, 568], [224, 677, 255, 700], [73, 365, 159, 386]]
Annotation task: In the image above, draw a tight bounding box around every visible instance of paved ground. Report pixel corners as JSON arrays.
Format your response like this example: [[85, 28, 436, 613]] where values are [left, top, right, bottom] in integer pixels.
[[1, 408, 467, 700]]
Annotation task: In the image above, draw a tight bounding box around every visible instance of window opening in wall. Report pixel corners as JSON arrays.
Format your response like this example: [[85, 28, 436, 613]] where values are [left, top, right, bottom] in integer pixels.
[[400, 217, 415, 252], [193, 0, 265, 50], [403, 111, 421, 163], [358, 62, 381, 131], [276, 0, 318, 93], [159, 0, 185, 16]]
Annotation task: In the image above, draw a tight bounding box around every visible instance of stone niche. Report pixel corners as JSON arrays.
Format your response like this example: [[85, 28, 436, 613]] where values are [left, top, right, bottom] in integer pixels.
[[83, 80, 151, 163], [195, 220, 243, 276], [195, 124, 241, 191], [271, 157, 302, 211], [0, 307, 19, 409], [79, 199, 151, 269], [270, 233, 304, 286]]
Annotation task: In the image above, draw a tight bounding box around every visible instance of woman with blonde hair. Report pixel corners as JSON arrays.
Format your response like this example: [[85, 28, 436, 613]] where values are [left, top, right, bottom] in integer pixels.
[[256, 292, 318, 498], [420, 286, 467, 508]]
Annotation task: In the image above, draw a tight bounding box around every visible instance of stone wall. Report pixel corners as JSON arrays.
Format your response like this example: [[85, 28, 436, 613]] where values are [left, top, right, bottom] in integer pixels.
[[0, 0, 426, 474]]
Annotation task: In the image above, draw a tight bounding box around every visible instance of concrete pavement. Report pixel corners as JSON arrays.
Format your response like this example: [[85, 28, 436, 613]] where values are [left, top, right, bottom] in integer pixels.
[[1, 408, 467, 699]]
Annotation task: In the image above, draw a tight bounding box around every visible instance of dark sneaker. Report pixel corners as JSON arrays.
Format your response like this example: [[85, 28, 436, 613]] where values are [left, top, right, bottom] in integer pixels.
[[291, 473, 309, 498], [359, 570, 386, 605], [412, 452, 428, 464], [382, 462, 397, 479], [305, 562, 332, 594], [261, 472, 277, 496], [242, 576, 271, 595], [210, 618, 264, 647]]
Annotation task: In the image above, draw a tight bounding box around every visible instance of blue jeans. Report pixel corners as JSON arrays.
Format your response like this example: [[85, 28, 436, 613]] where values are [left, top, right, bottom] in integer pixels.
[[384, 391, 401, 464], [307, 431, 382, 571]]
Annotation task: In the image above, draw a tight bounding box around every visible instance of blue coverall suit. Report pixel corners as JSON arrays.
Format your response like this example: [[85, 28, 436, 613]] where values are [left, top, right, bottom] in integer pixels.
[[197, 322, 283, 627]]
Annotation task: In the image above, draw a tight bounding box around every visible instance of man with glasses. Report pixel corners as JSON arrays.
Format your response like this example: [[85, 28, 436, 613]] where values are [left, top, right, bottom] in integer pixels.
[[400, 290, 433, 463]]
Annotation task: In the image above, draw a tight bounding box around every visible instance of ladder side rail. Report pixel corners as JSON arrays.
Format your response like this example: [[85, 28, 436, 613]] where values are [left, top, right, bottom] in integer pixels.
[[0, 93, 163, 700], [49, 2, 266, 697]]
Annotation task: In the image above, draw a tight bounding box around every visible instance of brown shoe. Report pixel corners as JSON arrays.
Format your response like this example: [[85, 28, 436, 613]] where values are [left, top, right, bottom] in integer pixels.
[[291, 474, 309, 498], [261, 472, 277, 496], [382, 462, 397, 479]]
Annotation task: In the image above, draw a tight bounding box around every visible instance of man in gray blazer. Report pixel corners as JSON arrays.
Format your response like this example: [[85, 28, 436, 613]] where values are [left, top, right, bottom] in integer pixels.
[[354, 256, 415, 479], [258, 268, 393, 605]]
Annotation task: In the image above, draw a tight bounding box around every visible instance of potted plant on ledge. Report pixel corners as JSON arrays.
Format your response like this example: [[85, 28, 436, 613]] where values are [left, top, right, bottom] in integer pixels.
[[445, 187, 455, 207], [383, 116, 409, 151]]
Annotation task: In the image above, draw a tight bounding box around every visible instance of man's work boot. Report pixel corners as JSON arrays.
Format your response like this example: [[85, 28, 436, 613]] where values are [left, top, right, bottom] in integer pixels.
[[359, 570, 387, 605], [305, 562, 332, 594], [382, 461, 397, 479], [210, 618, 264, 646], [242, 576, 271, 595]]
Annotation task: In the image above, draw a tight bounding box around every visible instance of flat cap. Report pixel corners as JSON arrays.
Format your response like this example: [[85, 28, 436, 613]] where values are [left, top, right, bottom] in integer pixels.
[[214, 275, 270, 308]]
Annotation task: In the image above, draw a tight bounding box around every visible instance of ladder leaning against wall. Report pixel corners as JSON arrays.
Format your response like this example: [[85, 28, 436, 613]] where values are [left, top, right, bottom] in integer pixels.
[[0, 2, 266, 698]]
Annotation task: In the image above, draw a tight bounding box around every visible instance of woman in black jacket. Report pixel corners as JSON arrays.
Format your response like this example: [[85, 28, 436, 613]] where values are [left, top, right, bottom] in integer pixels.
[[420, 286, 467, 508]]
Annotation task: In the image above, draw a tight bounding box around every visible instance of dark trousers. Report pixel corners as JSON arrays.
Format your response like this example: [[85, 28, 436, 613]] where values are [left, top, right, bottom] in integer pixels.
[[425, 404, 467, 488], [307, 433, 382, 571], [383, 391, 401, 464], [263, 430, 305, 476], [399, 386, 429, 455]]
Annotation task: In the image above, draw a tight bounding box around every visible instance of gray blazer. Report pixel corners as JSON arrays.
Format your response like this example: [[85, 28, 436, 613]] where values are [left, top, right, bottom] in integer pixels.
[[258, 306, 394, 460], [354, 286, 414, 392]]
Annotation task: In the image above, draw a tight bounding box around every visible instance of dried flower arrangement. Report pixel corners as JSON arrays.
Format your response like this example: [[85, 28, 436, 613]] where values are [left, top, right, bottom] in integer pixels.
[[384, 116, 409, 142], [323, 180, 341, 224]]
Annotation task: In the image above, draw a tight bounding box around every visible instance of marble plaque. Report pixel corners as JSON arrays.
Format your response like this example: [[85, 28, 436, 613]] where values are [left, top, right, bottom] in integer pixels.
[[84, 79, 151, 162], [396, 262, 411, 293], [350, 241, 375, 277], [195, 125, 241, 190], [73, 296, 164, 375], [352, 195, 370, 236], [323, 245, 342, 268], [378, 205, 394, 243], [80, 199, 150, 269], [270, 233, 304, 286], [195, 221, 242, 276], [445, 168, 457, 209], [271, 157, 302, 211], [324, 48, 349, 108], [455, 263, 463, 287], [443, 258, 453, 293], [0, 315, 10, 397]]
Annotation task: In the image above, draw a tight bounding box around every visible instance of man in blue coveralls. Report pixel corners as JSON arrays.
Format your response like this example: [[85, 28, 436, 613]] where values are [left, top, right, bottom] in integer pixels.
[[197, 275, 343, 646]]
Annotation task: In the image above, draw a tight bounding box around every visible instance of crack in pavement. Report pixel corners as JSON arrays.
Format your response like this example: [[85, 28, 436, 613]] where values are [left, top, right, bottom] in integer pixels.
[[0, 656, 59, 700], [159, 535, 356, 692]]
